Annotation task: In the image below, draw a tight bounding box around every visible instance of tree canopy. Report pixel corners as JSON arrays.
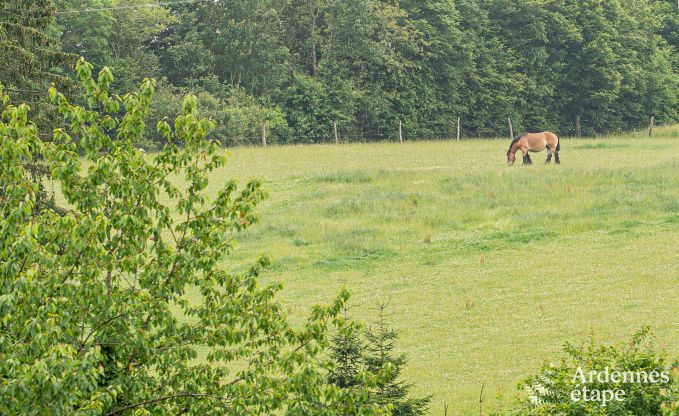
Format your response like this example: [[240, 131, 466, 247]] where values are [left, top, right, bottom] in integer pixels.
[[49, 0, 678, 145], [0, 0, 73, 128]]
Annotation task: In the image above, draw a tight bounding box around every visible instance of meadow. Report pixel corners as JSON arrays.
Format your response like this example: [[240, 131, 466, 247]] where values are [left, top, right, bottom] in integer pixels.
[[200, 127, 679, 414]]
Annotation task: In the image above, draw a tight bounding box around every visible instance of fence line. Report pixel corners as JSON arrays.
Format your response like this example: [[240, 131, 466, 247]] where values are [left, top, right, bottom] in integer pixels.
[[217, 115, 669, 146]]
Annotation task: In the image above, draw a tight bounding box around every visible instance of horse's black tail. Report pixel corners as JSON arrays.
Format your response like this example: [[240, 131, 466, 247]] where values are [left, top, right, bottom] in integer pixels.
[[556, 137, 561, 151]]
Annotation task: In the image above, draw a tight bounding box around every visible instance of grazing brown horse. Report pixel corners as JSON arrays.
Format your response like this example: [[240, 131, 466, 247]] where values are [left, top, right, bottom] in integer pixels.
[[506, 131, 560, 165]]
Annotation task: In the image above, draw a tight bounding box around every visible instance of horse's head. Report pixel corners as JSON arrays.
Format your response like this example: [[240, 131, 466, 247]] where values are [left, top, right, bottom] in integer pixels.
[[506, 134, 523, 165]]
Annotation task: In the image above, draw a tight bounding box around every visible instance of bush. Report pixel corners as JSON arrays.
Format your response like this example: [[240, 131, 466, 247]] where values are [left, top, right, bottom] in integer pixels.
[[144, 83, 288, 148], [503, 328, 679, 416], [197, 87, 289, 147]]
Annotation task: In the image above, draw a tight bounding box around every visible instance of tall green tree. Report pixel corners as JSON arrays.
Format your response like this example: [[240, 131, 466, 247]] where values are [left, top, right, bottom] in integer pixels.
[[0, 0, 72, 127], [55, 0, 174, 92], [53, 0, 679, 143], [0, 0, 74, 213], [279, 0, 426, 140], [156, 0, 289, 95], [0, 59, 390, 415]]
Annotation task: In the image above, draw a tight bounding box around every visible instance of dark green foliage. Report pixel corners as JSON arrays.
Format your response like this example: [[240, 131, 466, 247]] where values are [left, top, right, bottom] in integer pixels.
[[54, 0, 172, 92], [49, 0, 679, 144], [0, 0, 74, 127], [329, 305, 431, 415], [504, 327, 679, 415], [0, 0, 72, 121], [328, 320, 365, 389]]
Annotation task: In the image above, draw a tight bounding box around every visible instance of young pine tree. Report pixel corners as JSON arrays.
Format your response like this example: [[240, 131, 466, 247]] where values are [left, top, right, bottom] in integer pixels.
[[364, 303, 431, 416], [328, 304, 431, 416], [328, 316, 365, 389]]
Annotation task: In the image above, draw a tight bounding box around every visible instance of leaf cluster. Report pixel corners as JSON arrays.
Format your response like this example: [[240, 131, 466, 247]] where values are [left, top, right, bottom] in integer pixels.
[[0, 60, 391, 415]]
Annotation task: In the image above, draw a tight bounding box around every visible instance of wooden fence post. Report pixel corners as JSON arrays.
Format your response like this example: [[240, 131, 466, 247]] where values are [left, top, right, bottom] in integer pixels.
[[649, 116, 655, 137], [479, 383, 486, 416], [456, 116, 461, 141], [399, 120, 403, 143], [261, 122, 267, 147], [508, 117, 514, 139], [333, 121, 339, 144], [576, 115, 581, 138]]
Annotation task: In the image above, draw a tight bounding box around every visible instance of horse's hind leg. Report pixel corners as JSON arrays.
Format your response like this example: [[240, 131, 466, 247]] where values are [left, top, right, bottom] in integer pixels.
[[545, 147, 552, 164], [554, 151, 560, 165]]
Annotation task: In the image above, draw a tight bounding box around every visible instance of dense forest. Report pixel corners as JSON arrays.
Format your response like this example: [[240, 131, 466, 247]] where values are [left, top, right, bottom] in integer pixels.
[[3, 0, 679, 146]]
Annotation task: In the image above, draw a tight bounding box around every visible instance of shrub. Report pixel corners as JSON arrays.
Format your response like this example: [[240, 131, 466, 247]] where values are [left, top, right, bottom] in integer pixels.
[[197, 87, 289, 146], [504, 328, 679, 416]]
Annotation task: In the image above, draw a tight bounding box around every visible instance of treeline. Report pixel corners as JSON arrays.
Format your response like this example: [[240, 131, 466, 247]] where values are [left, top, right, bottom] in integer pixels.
[[6, 0, 679, 145]]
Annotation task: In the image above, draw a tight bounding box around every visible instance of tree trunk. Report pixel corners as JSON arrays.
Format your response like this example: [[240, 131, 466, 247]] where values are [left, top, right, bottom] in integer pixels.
[[311, 38, 318, 76], [309, 4, 320, 77]]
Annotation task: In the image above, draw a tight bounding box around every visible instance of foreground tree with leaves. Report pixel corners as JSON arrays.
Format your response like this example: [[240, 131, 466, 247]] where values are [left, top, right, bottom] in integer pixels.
[[0, 59, 391, 415]]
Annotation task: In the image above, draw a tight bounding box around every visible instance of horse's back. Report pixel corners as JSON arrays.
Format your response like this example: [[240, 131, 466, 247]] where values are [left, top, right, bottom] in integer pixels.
[[544, 131, 558, 141], [524, 131, 557, 139], [526, 131, 558, 146], [520, 131, 558, 152]]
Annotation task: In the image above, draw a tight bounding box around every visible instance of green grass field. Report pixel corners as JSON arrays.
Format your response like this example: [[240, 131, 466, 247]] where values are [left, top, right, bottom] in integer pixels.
[[200, 127, 679, 414]]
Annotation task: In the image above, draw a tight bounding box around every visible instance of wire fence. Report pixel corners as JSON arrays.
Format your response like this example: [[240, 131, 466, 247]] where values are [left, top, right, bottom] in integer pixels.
[[6, 86, 674, 146], [214, 115, 676, 148]]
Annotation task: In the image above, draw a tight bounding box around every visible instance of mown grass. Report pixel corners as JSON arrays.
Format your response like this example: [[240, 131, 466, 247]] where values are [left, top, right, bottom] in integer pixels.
[[197, 126, 678, 413]]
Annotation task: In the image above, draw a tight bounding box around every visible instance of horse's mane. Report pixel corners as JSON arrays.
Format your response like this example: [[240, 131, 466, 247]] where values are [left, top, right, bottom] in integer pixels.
[[507, 133, 526, 153]]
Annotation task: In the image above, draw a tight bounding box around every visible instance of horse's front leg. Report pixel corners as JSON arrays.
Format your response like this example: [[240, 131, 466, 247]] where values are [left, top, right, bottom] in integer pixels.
[[522, 150, 530, 165]]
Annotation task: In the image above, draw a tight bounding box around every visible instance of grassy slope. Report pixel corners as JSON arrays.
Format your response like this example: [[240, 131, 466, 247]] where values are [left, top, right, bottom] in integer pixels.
[[200, 127, 679, 414]]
